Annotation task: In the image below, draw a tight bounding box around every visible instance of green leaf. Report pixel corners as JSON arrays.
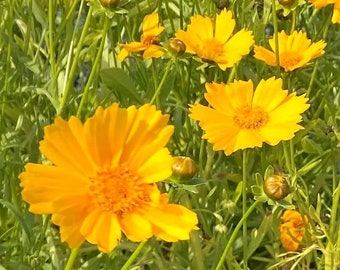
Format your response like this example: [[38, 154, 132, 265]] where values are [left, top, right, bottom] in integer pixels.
[[0, 200, 32, 244], [247, 214, 273, 258], [100, 68, 143, 104], [32, 0, 48, 28], [301, 136, 323, 154]]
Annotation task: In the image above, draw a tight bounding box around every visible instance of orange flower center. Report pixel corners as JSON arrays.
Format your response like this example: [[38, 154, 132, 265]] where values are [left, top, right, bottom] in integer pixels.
[[142, 35, 160, 47], [202, 39, 224, 60], [233, 106, 269, 129], [280, 51, 302, 68], [89, 165, 153, 215]]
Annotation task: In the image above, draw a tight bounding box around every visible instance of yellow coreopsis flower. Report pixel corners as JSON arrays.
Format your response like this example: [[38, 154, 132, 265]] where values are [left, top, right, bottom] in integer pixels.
[[309, 0, 340, 23], [189, 77, 310, 155], [19, 103, 198, 253], [279, 210, 309, 252], [254, 30, 326, 72], [118, 13, 165, 61], [175, 9, 254, 70]]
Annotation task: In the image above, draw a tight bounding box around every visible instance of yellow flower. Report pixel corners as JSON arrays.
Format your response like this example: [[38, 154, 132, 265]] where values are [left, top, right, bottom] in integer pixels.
[[309, 0, 340, 23], [254, 30, 326, 72], [279, 210, 309, 252], [175, 9, 254, 70], [118, 13, 165, 61], [189, 77, 309, 155], [19, 103, 198, 252]]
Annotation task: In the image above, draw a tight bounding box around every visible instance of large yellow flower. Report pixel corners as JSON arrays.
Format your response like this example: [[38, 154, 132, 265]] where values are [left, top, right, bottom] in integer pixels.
[[254, 30, 326, 72], [309, 0, 340, 23], [175, 9, 254, 70], [118, 13, 165, 61], [279, 210, 309, 252], [19, 103, 198, 252], [189, 77, 310, 155]]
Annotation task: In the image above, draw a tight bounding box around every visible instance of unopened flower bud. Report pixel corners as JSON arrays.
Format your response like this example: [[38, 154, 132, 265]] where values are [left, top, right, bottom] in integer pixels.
[[214, 0, 230, 9], [168, 38, 186, 57], [171, 156, 197, 182], [100, 0, 120, 8], [263, 175, 289, 200]]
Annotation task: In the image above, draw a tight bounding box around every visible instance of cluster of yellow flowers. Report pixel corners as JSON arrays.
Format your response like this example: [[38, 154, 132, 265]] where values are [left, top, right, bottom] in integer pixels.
[[19, 3, 329, 254], [117, 9, 320, 156]]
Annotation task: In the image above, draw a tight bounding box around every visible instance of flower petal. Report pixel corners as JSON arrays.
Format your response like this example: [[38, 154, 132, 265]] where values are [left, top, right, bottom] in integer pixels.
[[214, 9, 234, 43], [119, 212, 153, 241]]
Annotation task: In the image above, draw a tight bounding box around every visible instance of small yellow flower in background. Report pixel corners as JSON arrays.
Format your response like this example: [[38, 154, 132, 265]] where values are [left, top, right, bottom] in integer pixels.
[[175, 9, 254, 70], [254, 30, 326, 72], [19, 103, 198, 253], [280, 209, 309, 252], [309, 0, 340, 23], [118, 13, 165, 61], [189, 77, 310, 155]]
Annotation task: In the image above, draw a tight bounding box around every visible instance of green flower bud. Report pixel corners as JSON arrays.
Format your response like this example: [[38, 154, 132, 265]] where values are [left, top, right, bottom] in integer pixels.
[[263, 175, 289, 200], [168, 38, 186, 57], [214, 0, 230, 9], [100, 0, 120, 8], [171, 156, 197, 182]]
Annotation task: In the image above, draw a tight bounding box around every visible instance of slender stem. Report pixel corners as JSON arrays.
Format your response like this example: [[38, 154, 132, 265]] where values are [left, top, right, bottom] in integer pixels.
[[289, 140, 295, 172], [48, 0, 57, 79], [227, 65, 236, 83], [150, 60, 173, 104], [203, 144, 215, 180], [190, 230, 205, 270], [3, 0, 13, 94], [240, 0, 246, 27], [64, 247, 80, 270], [306, 61, 318, 97], [181, 194, 205, 270], [164, 1, 175, 33], [329, 146, 339, 241], [271, 0, 281, 77], [121, 241, 146, 270], [24, 0, 33, 52], [242, 150, 248, 270], [59, 6, 93, 115], [282, 141, 293, 177], [290, 10, 296, 34], [76, 17, 110, 118], [197, 138, 205, 175], [214, 200, 261, 270]]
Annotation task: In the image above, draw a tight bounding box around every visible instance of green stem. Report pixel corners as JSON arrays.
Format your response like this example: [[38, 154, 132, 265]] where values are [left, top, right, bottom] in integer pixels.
[[48, 0, 57, 79], [214, 200, 261, 270], [121, 241, 146, 270], [190, 230, 205, 270], [181, 194, 205, 270], [64, 247, 80, 270], [329, 146, 339, 241], [164, 1, 175, 33], [59, 6, 93, 115], [305, 61, 318, 97], [24, 0, 33, 52], [290, 10, 296, 34], [241, 0, 246, 26], [227, 65, 236, 83], [242, 150, 248, 270], [76, 17, 110, 118], [203, 144, 215, 180], [150, 60, 173, 104], [271, 0, 281, 77], [282, 141, 293, 177]]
